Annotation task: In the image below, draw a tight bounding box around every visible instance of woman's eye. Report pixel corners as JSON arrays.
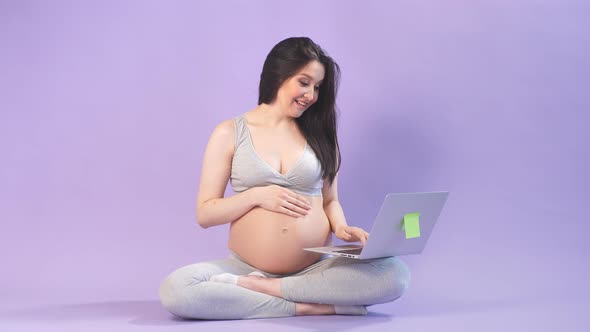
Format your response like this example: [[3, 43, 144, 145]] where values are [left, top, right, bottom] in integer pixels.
[[299, 82, 309, 87]]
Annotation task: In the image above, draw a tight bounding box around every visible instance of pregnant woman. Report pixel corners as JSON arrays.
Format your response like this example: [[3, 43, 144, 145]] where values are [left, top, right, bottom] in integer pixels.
[[159, 37, 411, 319]]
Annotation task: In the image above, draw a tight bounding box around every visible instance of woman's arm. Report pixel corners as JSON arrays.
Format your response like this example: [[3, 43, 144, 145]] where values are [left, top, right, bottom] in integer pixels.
[[196, 119, 257, 228], [322, 174, 347, 232], [322, 174, 369, 245]]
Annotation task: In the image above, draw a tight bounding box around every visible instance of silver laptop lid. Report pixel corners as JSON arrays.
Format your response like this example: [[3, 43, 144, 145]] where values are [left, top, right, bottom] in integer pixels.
[[359, 191, 449, 259]]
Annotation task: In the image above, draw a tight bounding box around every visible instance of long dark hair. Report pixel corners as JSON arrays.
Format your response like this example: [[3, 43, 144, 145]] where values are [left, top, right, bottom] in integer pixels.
[[258, 37, 341, 185]]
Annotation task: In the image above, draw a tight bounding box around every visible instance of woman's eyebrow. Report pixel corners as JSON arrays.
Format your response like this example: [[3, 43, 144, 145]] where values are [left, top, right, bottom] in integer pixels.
[[299, 73, 324, 84]]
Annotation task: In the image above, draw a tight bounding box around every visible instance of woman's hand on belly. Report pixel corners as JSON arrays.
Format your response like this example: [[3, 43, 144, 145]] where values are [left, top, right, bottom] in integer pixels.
[[251, 185, 312, 218]]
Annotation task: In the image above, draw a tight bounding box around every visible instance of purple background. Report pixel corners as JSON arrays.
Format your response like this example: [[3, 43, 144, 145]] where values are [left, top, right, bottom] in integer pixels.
[[1, 0, 588, 331]]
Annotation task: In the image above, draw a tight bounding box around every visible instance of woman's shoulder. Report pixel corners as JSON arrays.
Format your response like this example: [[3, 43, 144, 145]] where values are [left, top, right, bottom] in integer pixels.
[[208, 118, 235, 144], [215, 117, 236, 131], [209, 112, 249, 142], [203, 118, 237, 158]]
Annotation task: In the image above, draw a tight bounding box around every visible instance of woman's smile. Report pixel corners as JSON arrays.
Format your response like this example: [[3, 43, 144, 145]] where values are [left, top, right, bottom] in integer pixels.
[[295, 98, 310, 110]]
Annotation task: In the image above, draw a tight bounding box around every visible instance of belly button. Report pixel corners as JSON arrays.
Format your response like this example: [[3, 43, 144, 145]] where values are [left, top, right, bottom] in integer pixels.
[[281, 226, 288, 233]]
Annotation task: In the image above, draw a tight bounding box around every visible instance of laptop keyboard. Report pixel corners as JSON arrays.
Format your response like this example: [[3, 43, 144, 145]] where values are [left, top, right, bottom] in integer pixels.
[[335, 248, 363, 255]]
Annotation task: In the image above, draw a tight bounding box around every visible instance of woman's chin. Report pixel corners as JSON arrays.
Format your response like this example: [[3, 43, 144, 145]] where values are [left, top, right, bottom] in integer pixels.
[[291, 104, 307, 117], [289, 110, 303, 118]]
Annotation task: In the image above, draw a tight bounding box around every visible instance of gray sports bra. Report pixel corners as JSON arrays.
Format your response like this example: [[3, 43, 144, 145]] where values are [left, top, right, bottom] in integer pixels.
[[230, 114, 324, 196]]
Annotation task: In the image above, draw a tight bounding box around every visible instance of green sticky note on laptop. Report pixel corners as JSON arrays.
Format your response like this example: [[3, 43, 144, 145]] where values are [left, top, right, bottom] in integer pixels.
[[403, 212, 421, 239]]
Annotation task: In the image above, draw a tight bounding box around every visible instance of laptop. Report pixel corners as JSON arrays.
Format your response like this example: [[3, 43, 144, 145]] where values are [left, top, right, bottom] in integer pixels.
[[303, 191, 449, 259]]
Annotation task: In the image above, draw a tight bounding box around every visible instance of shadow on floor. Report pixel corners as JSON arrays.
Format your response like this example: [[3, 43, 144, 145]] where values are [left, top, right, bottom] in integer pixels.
[[0, 295, 548, 329], [0, 300, 192, 326], [0, 300, 397, 330]]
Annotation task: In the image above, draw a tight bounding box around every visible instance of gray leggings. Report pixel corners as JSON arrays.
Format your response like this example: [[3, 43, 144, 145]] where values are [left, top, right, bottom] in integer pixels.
[[159, 251, 411, 320]]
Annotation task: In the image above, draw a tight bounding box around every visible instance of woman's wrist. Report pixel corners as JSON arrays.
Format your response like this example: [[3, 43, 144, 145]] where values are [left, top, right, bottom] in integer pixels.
[[246, 186, 261, 208], [331, 222, 347, 234]]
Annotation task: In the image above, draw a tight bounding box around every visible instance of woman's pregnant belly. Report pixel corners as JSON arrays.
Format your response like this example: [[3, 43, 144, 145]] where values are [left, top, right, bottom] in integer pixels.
[[228, 195, 332, 274]]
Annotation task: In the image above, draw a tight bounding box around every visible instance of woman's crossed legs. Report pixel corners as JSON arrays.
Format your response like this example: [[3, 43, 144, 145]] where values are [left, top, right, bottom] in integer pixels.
[[159, 251, 410, 320]]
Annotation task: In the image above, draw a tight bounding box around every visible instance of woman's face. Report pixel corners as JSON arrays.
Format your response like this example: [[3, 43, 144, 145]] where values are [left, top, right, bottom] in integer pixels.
[[275, 60, 325, 118]]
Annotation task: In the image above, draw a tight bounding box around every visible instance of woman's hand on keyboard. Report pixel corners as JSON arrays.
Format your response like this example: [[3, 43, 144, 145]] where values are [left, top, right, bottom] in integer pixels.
[[253, 185, 312, 217], [334, 225, 369, 245]]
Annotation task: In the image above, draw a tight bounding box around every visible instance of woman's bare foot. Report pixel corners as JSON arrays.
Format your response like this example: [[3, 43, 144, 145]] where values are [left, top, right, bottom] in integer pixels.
[[236, 275, 283, 297], [232, 275, 367, 316], [295, 303, 336, 316]]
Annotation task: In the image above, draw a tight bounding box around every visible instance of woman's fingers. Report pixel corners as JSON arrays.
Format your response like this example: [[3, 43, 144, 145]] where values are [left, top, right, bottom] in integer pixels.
[[279, 192, 311, 217], [340, 227, 352, 240], [283, 201, 309, 216], [337, 226, 370, 244], [278, 206, 305, 218], [343, 228, 351, 238], [288, 193, 312, 210], [352, 228, 366, 245], [348, 227, 368, 245], [282, 192, 311, 217]]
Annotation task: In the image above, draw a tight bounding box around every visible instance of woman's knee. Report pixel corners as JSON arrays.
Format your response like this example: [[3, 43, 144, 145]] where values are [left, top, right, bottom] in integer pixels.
[[158, 261, 238, 319], [372, 257, 411, 301], [159, 272, 187, 317], [158, 265, 209, 318]]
